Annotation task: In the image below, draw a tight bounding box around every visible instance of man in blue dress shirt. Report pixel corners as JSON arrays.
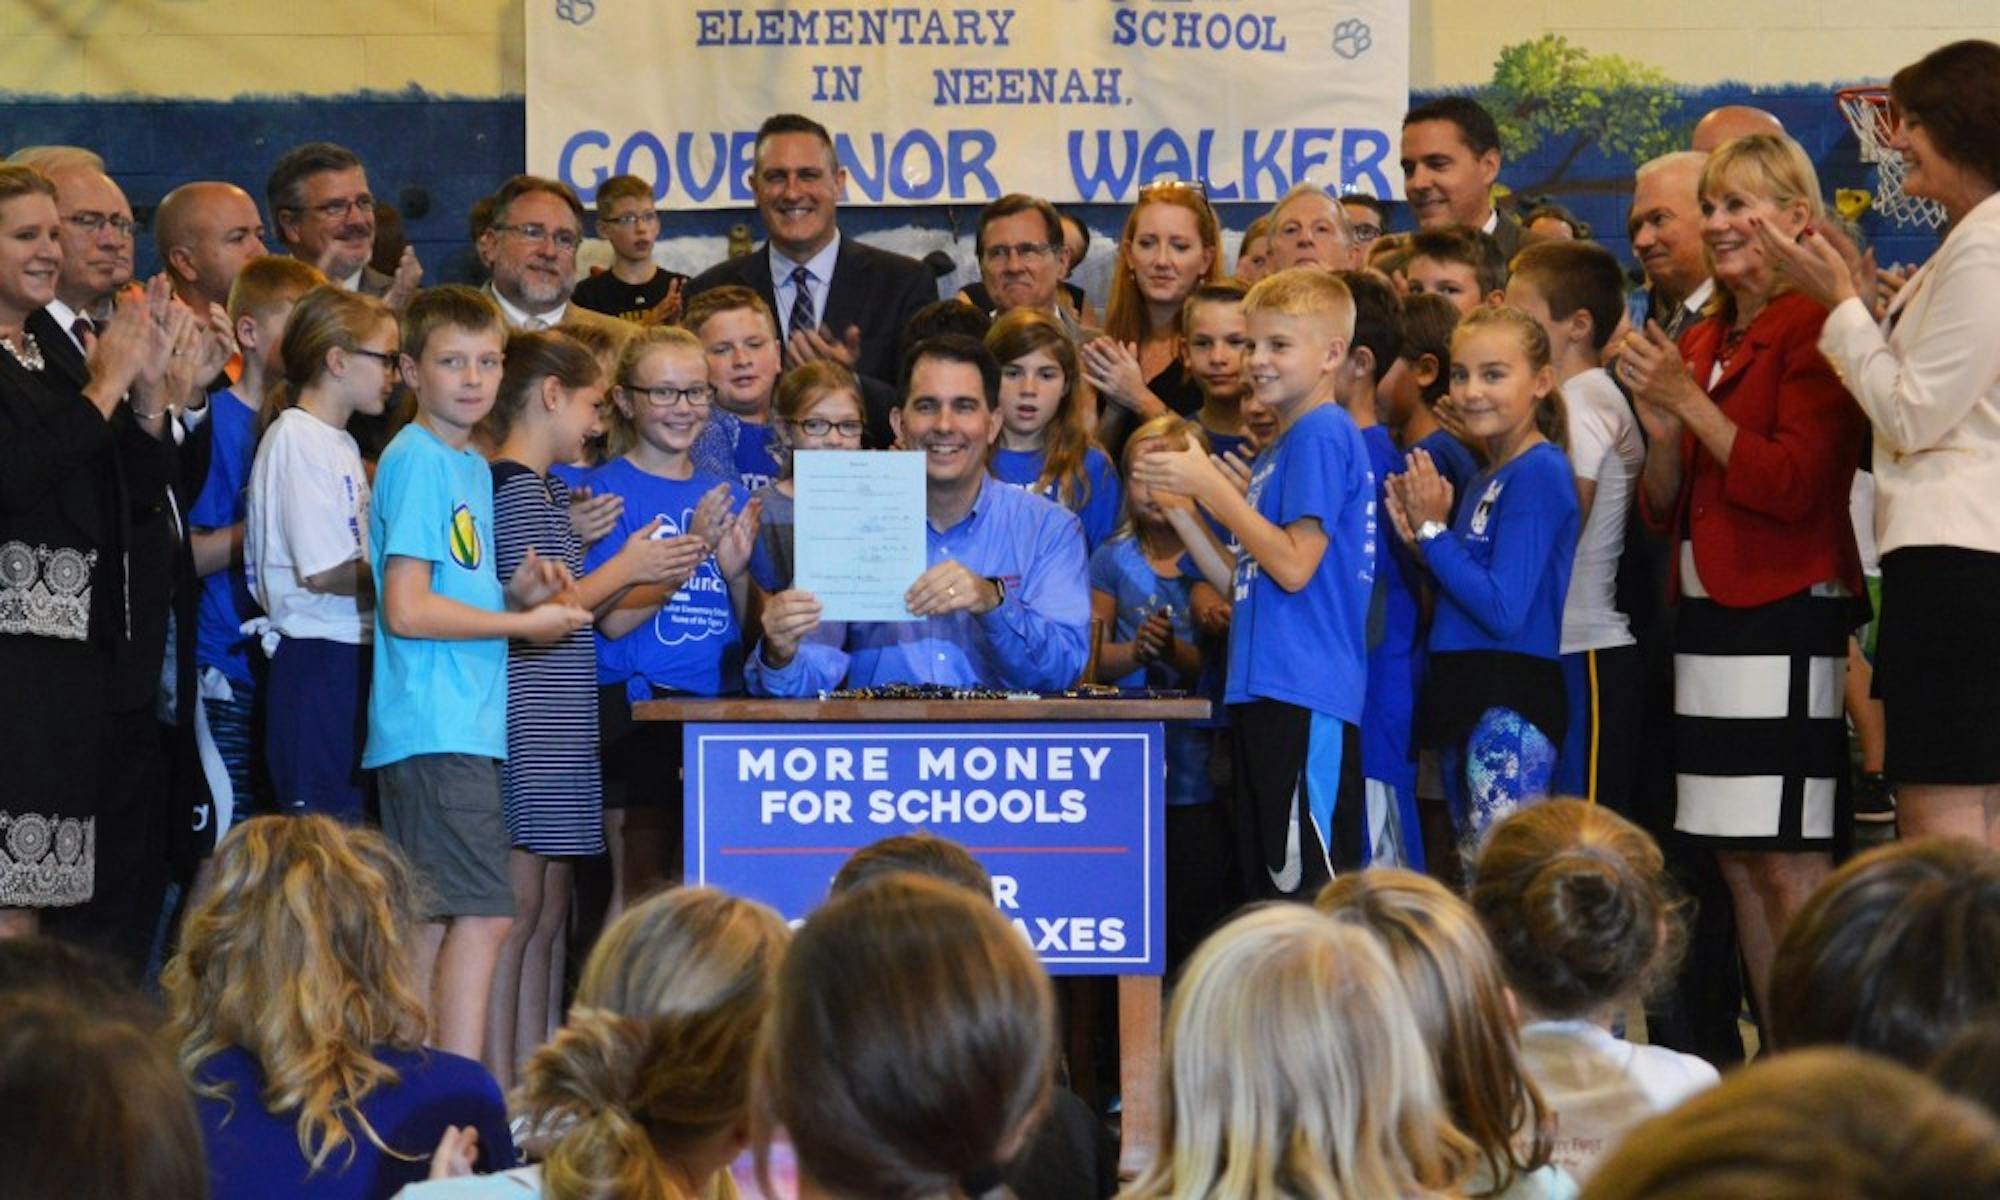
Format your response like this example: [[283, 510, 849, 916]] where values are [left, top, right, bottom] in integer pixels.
[[747, 334, 1091, 694]]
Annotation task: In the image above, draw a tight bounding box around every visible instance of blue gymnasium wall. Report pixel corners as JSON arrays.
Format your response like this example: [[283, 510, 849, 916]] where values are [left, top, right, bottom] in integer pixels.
[[0, 84, 1941, 286]]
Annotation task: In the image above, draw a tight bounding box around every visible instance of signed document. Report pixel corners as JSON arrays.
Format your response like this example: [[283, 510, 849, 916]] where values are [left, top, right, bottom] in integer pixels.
[[793, 451, 927, 622]]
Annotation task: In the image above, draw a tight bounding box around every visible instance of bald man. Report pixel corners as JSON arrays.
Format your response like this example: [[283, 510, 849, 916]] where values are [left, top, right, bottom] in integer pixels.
[[155, 181, 267, 315], [1690, 105, 1786, 154]]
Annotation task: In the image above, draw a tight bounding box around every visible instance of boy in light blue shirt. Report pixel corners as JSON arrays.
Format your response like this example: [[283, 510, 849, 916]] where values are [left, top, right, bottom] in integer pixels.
[[366, 285, 589, 1061]]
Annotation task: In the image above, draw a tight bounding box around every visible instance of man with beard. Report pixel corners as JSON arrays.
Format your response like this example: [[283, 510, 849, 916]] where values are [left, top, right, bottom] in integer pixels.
[[476, 175, 630, 339], [266, 141, 420, 308]]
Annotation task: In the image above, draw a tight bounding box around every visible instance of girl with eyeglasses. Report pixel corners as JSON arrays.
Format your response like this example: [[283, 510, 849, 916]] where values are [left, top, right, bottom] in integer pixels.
[[986, 307, 1121, 551], [747, 360, 866, 594], [245, 284, 398, 819], [575, 326, 761, 918]]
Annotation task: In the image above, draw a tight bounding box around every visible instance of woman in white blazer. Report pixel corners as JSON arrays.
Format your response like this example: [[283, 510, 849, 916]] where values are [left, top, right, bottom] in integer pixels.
[[1766, 38, 2000, 849]]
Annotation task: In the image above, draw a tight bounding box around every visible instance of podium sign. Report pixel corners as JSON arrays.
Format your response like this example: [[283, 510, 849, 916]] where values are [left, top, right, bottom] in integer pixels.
[[685, 721, 1164, 974]]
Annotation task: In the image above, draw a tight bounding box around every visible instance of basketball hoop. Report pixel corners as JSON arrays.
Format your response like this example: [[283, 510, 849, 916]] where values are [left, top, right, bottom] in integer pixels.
[[1835, 86, 1946, 229]]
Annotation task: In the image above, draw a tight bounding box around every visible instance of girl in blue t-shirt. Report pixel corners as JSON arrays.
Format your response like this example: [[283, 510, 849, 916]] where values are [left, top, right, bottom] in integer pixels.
[[1386, 306, 1581, 853], [985, 307, 1122, 550], [582, 326, 761, 916], [1091, 414, 1235, 969]]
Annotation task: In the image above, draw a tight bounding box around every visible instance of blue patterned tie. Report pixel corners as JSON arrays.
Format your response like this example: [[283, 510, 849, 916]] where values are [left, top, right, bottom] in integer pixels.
[[788, 264, 814, 341]]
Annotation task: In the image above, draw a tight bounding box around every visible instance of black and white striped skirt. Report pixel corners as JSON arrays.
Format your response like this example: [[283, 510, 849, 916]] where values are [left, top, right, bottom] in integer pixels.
[[1672, 581, 1864, 852]]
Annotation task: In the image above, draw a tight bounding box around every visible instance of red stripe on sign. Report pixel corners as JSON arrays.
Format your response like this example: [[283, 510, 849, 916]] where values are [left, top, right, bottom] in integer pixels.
[[716, 846, 1131, 856]]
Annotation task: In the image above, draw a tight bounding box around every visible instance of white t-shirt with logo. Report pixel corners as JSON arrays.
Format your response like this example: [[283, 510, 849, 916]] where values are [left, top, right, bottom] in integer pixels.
[[245, 407, 373, 645]]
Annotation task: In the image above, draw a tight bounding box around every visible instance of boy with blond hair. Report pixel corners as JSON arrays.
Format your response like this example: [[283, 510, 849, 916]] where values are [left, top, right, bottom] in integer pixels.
[[188, 255, 328, 814], [1133, 267, 1376, 897], [366, 285, 590, 1057]]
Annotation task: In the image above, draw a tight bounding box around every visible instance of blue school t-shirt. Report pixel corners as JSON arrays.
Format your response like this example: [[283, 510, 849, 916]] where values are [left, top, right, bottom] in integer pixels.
[[188, 388, 261, 686], [1363, 425, 1421, 791], [1089, 536, 1212, 806], [363, 423, 508, 768], [991, 444, 1123, 552], [1425, 442, 1580, 660], [734, 420, 783, 493], [1204, 428, 1251, 463], [1415, 428, 1480, 521], [584, 457, 748, 702], [1225, 402, 1374, 723]]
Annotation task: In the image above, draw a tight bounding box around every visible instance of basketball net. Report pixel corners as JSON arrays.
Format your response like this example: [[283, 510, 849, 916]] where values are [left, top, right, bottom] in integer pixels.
[[1836, 87, 1946, 229]]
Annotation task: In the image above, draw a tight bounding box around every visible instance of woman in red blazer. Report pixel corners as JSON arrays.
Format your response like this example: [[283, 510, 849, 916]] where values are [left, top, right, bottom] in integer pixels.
[[1620, 134, 1868, 1023]]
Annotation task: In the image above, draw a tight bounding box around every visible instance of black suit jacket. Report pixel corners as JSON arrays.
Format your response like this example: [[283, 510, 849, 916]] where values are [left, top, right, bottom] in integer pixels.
[[1490, 208, 1526, 263], [688, 235, 938, 448]]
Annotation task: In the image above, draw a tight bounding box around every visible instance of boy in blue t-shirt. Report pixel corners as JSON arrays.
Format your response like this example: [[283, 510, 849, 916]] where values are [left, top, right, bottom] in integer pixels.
[[188, 256, 325, 819], [365, 286, 590, 1060], [1331, 270, 1426, 872], [1132, 267, 1375, 899]]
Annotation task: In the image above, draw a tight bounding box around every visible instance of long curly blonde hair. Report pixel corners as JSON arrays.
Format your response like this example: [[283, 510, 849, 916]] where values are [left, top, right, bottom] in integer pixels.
[[162, 815, 429, 1174]]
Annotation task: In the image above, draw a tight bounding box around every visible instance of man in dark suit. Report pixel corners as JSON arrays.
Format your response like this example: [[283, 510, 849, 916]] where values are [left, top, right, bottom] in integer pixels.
[[1400, 96, 1525, 261], [267, 141, 419, 306], [686, 113, 938, 448], [34, 166, 217, 976]]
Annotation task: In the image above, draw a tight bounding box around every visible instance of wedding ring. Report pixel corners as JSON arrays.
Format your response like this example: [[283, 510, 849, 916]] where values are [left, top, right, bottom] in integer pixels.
[[947, 585, 957, 598]]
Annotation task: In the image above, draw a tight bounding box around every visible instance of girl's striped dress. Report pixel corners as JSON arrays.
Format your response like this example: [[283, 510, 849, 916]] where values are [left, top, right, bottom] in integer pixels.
[[491, 460, 604, 855]]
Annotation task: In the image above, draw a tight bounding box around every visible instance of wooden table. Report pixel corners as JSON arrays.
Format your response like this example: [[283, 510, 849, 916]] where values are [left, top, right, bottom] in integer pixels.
[[636, 694, 1208, 1178]]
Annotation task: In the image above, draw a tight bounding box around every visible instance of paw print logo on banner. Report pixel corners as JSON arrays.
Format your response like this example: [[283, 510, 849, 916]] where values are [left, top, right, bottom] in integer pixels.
[[1332, 19, 1372, 60], [555, 0, 595, 27]]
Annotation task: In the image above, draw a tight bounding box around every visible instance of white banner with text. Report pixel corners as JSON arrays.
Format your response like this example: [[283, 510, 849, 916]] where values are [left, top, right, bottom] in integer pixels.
[[526, 0, 1409, 208]]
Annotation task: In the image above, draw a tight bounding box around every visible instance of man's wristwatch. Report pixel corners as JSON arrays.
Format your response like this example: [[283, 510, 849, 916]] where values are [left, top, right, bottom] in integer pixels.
[[1415, 520, 1448, 544], [985, 576, 1007, 609]]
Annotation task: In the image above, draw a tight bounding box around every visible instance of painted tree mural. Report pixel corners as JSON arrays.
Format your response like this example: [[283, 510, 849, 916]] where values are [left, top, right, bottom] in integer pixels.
[[1482, 34, 1685, 197]]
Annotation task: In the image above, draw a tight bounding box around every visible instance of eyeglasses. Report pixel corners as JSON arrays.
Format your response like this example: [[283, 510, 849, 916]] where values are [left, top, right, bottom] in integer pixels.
[[1348, 222, 1384, 243], [1138, 177, 1210, 198], [982, 241, 1057, 265], [626, 382, 713, 409], [63, 212, 135, 237], [493, 223, 583, 252], [291, 195, 376, 222], [789, 417, 865, 438], [598, 212, 660, 230], [348, 347, 399, 365]]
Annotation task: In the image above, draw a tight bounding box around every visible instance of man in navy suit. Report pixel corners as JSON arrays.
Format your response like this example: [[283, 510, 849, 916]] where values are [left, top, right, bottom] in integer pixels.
[[686, 113, 938, 448]]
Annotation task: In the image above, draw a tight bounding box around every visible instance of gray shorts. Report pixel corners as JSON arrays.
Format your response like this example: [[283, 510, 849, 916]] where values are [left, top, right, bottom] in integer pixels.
[[378, 753, 515, 919]]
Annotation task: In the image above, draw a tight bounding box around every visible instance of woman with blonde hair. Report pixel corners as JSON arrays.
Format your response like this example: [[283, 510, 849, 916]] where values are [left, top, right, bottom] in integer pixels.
[[1318, 870, 1573, 1199], [759, 873, 1055, 1200], [165, 815, 514, 1199], [1620, 133, 1869, 1016], [408, 884, 790, 1199], [1084, 181, 1224, 454], [1125, 904, 1474, 1200]]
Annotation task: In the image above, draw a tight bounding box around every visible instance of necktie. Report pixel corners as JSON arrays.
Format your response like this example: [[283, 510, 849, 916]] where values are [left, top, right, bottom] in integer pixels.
[[524, 315, 549, 332], [788, 265, 814, 341], [71, 314, 95, 344]]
